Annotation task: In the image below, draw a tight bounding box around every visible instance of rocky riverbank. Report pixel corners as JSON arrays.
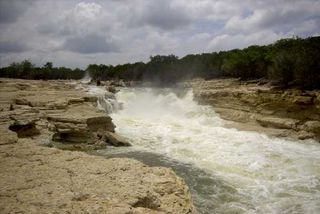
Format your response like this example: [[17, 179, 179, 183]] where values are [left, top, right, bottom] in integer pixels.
[[191, 78, 320, 141], [0, 78, 195, 214]]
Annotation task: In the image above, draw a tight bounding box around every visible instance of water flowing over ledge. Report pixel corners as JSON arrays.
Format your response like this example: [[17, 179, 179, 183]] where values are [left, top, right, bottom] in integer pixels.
[[98, 87, 320, 214]]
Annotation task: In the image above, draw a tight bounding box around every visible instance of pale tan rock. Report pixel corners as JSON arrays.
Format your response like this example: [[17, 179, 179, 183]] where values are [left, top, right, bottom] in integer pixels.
[[0, 78, 196, 213], [0, 140, 195, 214], [0, 124, 18, 145], [192, 78, 320, 140]]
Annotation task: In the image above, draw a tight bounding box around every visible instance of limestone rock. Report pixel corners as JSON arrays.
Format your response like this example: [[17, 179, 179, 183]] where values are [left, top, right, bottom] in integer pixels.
[[0, 79, 196, 213], [256, 116, 298, 130], [0, 140, 195, 214], [192, 78, 320, 140], [105, 131, 131, 147]]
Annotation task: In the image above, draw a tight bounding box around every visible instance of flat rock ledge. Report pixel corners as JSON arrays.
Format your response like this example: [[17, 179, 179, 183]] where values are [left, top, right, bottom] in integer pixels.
[[0, 140, 195, 214], [0, 79, 196, 214], [191, 78, 320, 141]]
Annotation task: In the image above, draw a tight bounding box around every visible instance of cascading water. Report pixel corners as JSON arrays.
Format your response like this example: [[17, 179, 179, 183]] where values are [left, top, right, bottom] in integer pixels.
[[81, 70, 92, 84], [85, 85, 120, 114], [95, 87, 320, 214]]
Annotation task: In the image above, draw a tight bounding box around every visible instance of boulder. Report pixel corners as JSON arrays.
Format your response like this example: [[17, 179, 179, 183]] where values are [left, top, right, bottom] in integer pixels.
[[105, 131, 131, 147], [47, 104, 117, 150]]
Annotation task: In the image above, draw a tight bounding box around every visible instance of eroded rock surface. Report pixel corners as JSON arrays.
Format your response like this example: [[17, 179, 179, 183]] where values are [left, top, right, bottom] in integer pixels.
[[0, 79, 127, 149], [192, 78, 320, 141], [0, 140, 194, 214], [0, 78, 195, 213]]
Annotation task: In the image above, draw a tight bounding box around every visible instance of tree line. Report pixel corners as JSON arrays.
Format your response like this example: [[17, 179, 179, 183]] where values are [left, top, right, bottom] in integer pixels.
[[0, 61, 84, 80], [1, 36, 319, 89]]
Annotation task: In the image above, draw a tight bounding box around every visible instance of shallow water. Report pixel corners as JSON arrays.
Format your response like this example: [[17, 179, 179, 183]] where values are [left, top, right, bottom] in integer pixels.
[[98, 87, 320, 214]]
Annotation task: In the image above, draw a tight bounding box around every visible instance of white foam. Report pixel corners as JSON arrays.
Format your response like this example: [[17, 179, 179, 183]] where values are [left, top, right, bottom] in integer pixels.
[[111, 87, 320, 213]]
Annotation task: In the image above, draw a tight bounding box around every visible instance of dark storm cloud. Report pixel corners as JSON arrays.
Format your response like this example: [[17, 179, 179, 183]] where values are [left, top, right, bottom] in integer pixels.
[[0, 41, 28, 53], [63, 34, 118, 54], [132, 0, 192, 30], [0, 0, 33, 23]]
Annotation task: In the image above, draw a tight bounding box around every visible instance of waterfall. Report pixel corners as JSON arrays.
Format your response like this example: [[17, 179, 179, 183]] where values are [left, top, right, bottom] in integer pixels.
[[87, 85, 122, 114], [109, 87, 320, 214]]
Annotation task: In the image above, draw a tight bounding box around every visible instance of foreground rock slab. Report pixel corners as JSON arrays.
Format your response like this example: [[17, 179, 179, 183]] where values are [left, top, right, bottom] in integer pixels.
[[0, 140, 194, 214]]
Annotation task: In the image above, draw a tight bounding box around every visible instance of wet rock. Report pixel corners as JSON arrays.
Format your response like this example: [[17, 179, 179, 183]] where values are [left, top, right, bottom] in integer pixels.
[[302, 121, 320, 135], [297, 131, 315, 140], [110, 79, 126, 87], [106, 85, 118, 93], [256, 117, 298, 130], [105, 131, 131, 147], [87, 116, 115, 132]]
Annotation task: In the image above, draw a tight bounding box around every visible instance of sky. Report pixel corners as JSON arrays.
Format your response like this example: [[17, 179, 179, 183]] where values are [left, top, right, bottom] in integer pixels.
[[0, 0, 319, 69]]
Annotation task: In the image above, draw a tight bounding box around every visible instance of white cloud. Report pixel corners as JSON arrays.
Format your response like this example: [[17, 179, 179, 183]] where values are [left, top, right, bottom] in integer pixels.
[[208, 31, 284, 51], [0, 0, 319, 68]]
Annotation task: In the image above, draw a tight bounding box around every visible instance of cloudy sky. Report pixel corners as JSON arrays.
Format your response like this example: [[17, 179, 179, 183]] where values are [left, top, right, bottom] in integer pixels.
[[0, 0, 319, 68]]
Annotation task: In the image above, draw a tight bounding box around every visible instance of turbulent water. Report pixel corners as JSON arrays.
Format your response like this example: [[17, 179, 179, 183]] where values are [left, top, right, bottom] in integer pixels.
[[94, 87, 320, 214]]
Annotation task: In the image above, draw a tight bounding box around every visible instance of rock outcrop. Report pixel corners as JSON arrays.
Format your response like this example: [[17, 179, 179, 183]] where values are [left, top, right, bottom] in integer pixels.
[[0, 79, 128, 149], [192, 78, 320, 141], [0, 139, 194, 214], [0, 78, 195, 213]]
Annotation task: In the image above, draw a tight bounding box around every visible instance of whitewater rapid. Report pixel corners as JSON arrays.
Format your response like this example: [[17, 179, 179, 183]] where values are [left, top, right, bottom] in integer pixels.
[[99, 87, 320, 214]]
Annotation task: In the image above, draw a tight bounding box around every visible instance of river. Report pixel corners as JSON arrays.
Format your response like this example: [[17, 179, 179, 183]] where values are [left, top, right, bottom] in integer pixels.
[[92, 87, 320, 214]]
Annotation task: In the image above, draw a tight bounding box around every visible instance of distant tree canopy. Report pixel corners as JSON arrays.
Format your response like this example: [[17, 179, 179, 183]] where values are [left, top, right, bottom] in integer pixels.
[[1, 36, 319, 89], [0, 61, 84, 80]]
